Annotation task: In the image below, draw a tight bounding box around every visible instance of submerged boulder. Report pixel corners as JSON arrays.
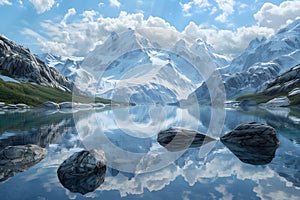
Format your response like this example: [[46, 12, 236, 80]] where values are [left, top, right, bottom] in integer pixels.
[[157, 127, 216, 152], [57, 149, 106, 195], [0, 144, 48, 182], [221, 122, 279, 165]]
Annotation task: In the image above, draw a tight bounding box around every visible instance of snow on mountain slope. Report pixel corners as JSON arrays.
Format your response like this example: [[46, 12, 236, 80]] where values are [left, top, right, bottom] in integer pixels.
[[37, 53, 97, 95], [195, 19, 300, 100], [81, 28, 227, 104], [229, 19, 300, 74]]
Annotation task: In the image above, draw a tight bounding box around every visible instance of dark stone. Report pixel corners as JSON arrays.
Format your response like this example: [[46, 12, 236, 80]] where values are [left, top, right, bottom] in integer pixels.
[[57, 149, 106, 195], [0, 144, 47, 166], [0, 144, 47, 183], [157, 127, 216, 152], [221, 122, 279, 165]]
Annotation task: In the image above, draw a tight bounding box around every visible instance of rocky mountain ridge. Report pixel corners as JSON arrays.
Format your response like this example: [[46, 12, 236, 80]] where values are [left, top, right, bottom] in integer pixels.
[[0, 35, 74, 92]]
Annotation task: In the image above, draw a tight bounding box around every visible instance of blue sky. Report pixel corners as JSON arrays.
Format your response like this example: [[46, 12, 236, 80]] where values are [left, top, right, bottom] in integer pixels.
[[0, 0, 299, 57]]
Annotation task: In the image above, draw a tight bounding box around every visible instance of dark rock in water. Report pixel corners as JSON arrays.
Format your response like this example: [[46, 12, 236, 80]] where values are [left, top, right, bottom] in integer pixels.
[[221, 122, 279, 165], [221, 122, 279, 147], [57, 149, 106, 195], [157, 127, 216, 152], [0, 144, 47, 183], [0, 144, 47, 166]]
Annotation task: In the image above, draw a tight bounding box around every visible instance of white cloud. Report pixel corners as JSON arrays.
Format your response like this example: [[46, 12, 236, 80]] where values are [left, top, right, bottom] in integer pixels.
[[0, 0, 12, 6], [23, 11, 175, 56], [216, 0, 234, 13], [98, 2, 105, 7], [182, 21, 274, 57], [215, 0, 235, 22], [110, 0, 121, 8], [61, 8, 76, 26], [254, 1, 300, 31], [18, 0, 23, 6], [29, 0, 55, 14], [24, 1, 299, 59], [180, 0, 210, 17], [210, 6, 217, 15]]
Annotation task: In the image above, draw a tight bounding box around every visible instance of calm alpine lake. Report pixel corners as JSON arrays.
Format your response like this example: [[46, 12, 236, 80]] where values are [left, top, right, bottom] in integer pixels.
[[0, 105, 299, 199]]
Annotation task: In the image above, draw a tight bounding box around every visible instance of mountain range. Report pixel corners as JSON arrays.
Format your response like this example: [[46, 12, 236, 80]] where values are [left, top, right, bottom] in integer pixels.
[[79, 28, 228, 104], [1, 19, 300, 106], [190, 19, 300, 103]]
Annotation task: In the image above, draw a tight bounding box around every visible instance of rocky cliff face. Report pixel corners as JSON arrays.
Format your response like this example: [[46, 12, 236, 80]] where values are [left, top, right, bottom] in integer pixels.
[[0, 35, 74, 92], [263, 64, 300, 96]]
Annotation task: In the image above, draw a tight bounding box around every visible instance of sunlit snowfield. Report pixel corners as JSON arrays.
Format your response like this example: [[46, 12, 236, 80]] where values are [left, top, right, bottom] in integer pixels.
[[0, 105, 299, 200]]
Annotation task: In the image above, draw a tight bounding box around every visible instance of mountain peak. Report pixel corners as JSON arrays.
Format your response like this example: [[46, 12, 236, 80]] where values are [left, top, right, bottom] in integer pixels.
[[110, 31, 119, 41], [277, 18, 300, 35]]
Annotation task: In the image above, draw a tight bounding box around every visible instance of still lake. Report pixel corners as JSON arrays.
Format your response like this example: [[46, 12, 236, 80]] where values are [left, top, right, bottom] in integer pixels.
[[0, 105, 299, 199]]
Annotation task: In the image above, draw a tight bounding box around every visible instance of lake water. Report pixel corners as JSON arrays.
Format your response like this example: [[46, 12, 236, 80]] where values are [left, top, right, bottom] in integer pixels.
[[0, 105, 299, 199]]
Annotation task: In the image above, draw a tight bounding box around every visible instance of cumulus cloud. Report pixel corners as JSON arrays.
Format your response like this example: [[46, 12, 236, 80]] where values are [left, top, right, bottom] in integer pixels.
[[215, 0, 235, 22], [180, 0, 210, 16], [182, 21, 274, 57], [254, 1, 300, 31], [110, 0, 121, 8], [61, 8, 76, 26], [29, 0, 55, 14], [0, 0, 12, 6], [23, 11, 175, 56], [24, 1, 299, 59]]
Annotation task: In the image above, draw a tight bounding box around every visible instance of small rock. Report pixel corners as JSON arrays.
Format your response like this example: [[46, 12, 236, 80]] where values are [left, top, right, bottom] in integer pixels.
[[59, 102, 73, 109], [16, 103, 30, 109], [221, 122, 279, 165], [5, 104, 18, 109], [57, 149, 106, 194], [43, 101, 59, 109], [93, 103, 105, 108], [157, 127, 215, 152]]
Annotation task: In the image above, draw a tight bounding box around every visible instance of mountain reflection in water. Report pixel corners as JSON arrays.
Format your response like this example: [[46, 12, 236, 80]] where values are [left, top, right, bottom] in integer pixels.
[[0, 105, 299, 199]]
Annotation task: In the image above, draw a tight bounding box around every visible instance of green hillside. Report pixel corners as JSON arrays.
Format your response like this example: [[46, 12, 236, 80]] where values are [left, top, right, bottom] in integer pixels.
[[0, 78, 111, 106]]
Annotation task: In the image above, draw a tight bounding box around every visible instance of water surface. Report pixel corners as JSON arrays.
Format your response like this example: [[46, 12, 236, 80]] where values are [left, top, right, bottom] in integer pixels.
[[0, 106, 299, 199]]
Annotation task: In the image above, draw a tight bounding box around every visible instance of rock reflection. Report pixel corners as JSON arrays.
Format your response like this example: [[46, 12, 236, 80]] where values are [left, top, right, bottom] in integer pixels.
[[57, 149, 106, 195], [0, 144, 47, 183], [221, 122, 279, 165], [157, 127, 216, 152], [221, 142, 278, 165]]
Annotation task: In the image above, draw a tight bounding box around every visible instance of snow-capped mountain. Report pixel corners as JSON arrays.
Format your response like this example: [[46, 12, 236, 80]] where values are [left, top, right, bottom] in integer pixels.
[[36, 53, 83, 81], [229, 19, 300, 74], [37, 53, 97, 95], [192, 19, 300, 100], [81, 28, 228, 104]]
